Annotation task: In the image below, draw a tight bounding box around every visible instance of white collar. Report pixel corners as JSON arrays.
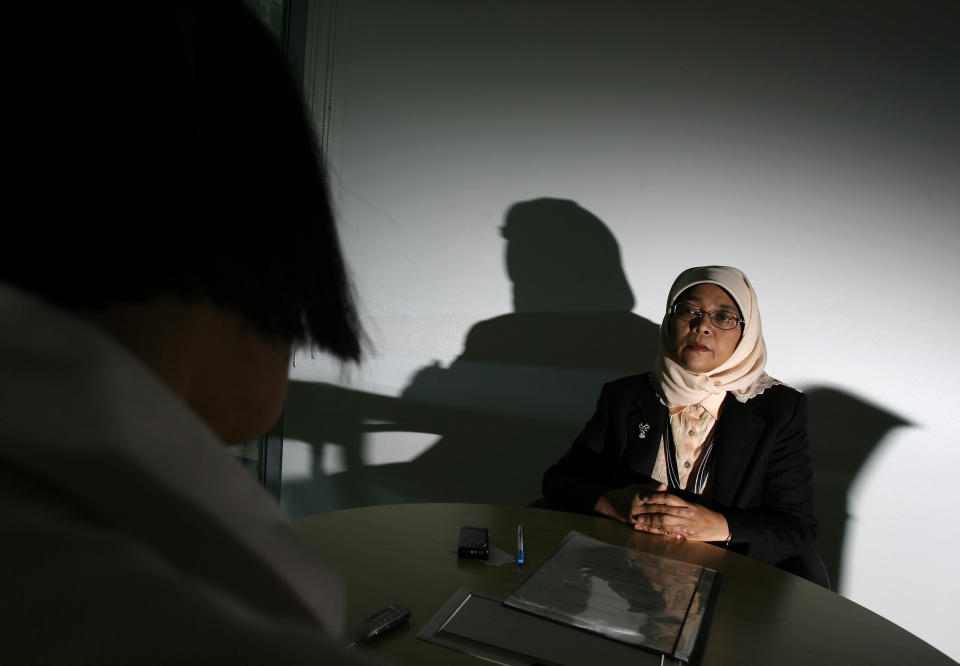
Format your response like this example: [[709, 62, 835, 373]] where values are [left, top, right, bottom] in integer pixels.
[[0, 283, 344, 634]]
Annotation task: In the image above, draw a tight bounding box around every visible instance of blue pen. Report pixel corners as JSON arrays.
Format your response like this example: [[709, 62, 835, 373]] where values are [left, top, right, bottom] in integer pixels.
[[517, 524, 525, 565]]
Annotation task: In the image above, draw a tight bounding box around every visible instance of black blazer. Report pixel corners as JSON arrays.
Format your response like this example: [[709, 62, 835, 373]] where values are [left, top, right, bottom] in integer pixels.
[[542, 373, 818, 566]]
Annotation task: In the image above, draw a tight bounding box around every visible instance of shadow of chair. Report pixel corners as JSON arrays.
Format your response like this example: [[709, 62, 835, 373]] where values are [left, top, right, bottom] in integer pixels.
[[776, 550, 831, 589]]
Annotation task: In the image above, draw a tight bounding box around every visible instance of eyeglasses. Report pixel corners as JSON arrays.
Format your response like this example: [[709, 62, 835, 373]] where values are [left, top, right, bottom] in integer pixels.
[[671, 303, 744, 330]]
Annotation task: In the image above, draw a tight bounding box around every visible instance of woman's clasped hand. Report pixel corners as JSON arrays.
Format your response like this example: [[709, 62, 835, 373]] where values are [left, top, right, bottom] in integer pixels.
[[599, 483, 730, 542], [629, 486, 730, 542]]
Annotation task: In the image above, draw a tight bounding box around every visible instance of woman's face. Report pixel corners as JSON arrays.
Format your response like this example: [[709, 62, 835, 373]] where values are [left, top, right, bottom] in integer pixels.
[[669, 283, 743, 373]]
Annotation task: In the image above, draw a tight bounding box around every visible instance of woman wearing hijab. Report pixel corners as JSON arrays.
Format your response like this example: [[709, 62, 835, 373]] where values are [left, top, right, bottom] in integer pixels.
[[542, 266, 825, 585]]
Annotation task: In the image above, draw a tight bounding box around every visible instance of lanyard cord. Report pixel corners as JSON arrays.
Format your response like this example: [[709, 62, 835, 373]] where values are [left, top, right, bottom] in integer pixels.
[[663, 420, 716, 495]]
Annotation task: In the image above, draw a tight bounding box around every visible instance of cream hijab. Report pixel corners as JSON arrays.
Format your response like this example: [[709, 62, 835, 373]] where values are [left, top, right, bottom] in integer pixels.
[[652, 266, 781, 407]]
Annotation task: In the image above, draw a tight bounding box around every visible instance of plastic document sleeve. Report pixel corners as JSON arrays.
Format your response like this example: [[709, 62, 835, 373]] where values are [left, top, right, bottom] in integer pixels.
[[418, 531, 721, 665]]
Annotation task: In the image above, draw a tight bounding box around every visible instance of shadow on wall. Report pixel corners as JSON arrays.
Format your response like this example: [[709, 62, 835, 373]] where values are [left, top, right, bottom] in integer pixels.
[[801, 387, 911, 591], [281, 198, 660, 509], [280, 198, 911, 593]]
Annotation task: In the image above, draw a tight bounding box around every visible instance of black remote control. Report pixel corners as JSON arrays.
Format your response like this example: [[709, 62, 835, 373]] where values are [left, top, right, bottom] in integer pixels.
[[343, 604, 412, 647]]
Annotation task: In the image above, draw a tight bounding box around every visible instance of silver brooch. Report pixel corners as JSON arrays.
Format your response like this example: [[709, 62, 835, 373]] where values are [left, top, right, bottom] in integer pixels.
[[638, 423, 651, 439]]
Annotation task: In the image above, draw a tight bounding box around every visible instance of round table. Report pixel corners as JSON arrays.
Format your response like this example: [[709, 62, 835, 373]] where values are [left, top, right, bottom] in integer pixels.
[[297, 503, 952, 665]]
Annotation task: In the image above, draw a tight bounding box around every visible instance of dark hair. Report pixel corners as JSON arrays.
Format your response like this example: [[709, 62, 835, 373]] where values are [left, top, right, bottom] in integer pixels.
[[4, 2, 361, 360]]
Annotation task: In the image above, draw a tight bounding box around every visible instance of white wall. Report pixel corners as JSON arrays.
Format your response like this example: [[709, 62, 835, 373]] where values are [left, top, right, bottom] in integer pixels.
[[282, 1, 960, 659]]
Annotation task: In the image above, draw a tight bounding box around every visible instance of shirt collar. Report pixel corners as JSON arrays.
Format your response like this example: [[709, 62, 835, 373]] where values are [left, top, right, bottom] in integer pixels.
[[699, 392, 725, 419], [668, 391, 726, 418]]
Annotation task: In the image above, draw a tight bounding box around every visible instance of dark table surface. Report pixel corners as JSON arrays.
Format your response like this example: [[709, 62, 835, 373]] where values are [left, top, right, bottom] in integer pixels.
[[297, 503, 953, 665]]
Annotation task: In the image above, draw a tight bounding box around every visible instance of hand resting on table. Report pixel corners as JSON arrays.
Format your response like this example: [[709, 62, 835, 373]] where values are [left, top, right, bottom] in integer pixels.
[[594, 484, 730, 543]]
